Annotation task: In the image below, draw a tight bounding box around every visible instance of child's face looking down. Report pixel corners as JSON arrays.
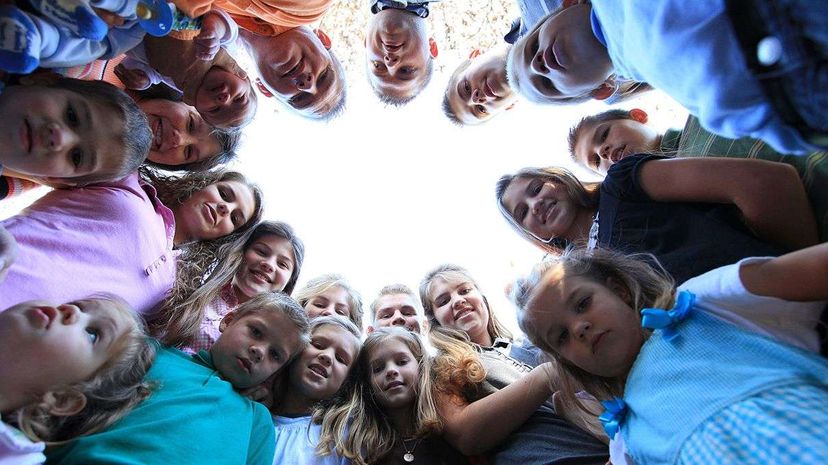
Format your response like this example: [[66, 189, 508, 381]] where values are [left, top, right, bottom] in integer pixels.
[[525, 269, 644, 378], [253, 27, 340, 117], [428, 279, 489, 344], [138, 99, 222, 167], [288, 325, 360, 401], [511, 4, 612, 103], [0, 86, 125, 182], [447, 49, 515, 124], [211, 310, 303, 389], [304, 286, 352, 320], [233, 235, 295, 299], [173, 180, 256, 242], [366, 9, 430, 100], [195, 67, 256, 129], [373, 294, 421, 333], [368, 338, 418, 410], [574, 119, 661, 175], [500, 177, 583, 242], [0, 299, 132, 408]]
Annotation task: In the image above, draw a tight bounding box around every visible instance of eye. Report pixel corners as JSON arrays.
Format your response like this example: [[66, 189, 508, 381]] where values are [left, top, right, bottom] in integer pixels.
[[590, 155, 600, 170], [70, 148, 83, 169], [576, 296, 591, 313], [398, 357, 409, 366], [475, 105, 488, 116], [249, 325, 262, 338], [66, 104, 80, 126], [270, 349, 281, 361], [336, 308, 347, 316], [530, 180, 542, 196], [231, 212, 242, 228], [400, 66, 415, 75], [312, 341, 323, 349], [219, 187, 229, 201], [372, 363, 384, 374], [185, 145, 194, 162], [372, 61, 381, 70], [335, 354, 346, 364], [435, 297, 448, 307], [600, 125, 610, 143], [85, 327, 99, 344], [463, 80, 471, 97], [558, 328, 569, 347], [459, 287, 471, 295], [187, 114, 196, 133]]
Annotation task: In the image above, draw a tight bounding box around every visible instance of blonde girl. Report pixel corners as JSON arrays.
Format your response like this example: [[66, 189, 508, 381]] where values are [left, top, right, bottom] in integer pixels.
[[151, 220, 304, 351], [317, 327, 464, 465], [296, 274, 365, 330], [0, 296, 154, 463], [496, 157, 817, 284], [512, 245, 828, 464], [419, 264, 608, 464]]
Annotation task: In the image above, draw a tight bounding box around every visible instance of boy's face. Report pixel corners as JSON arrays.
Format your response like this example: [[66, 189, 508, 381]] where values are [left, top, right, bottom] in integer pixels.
[[252, 27, 341, 117], [211, 310, 303, 389], [174, 180, 256, 242], [288, 325, 360, 401], [510, 4, 613, 103], [366, 9, 430, 101], [446, 49, 515, 125], [373, 294, 421, 333], [303, 286, 352, 321], [0, 86, 124, 182], [573, 118, 661, 175], [0, 299, 131, 403], [195, 67, 256, 129], [138, 99, 222, 167]]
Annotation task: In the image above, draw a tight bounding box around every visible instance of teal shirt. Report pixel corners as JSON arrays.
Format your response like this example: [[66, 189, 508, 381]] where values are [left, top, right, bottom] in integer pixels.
[[46, 343, 275, 465]]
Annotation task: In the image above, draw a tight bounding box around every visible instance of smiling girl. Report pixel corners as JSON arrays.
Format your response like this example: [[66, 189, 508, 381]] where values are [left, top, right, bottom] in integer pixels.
[[296, 274, 365, 331], [152, 220, 304, 352]]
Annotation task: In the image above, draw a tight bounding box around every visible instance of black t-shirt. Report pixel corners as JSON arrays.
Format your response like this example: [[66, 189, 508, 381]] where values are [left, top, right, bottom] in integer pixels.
[[598, 154, 782, 285]]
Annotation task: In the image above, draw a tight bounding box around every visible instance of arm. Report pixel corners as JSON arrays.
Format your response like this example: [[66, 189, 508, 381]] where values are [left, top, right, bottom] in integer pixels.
[[638, 158, 818, 250], [193, 9, 237, 60], [437, 363, 555, 456], [739, 242, 828, 301]]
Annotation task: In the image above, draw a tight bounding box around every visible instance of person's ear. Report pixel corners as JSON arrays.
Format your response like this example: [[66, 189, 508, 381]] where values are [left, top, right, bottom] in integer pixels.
[[254, 78, 274, 98], [219, 311, 240, 332], [606, 278, 632, 306], [314, 29, 332, 50], [468, 48, 481, 59], [629, 108, 648, 124], [429, 38, 438, 58], [41, 390, 87, 417], [590, 80, 616, 101]]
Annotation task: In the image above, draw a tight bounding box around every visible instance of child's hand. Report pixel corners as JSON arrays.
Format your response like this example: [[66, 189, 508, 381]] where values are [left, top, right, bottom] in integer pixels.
[[0, 225, 17, 282], [114, 63, 150, 90], [240, 381, 272, 408], [92, 7, 125, 27], [193, 13, 227, 61]]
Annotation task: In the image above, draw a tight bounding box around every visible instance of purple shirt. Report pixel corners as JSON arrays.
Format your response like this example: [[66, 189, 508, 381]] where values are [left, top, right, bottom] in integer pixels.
[[0, 173, 176, 315]]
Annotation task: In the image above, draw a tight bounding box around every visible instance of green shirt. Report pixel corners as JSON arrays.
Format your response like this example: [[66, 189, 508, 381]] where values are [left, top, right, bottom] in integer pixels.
[[47, 343, 275, 465]]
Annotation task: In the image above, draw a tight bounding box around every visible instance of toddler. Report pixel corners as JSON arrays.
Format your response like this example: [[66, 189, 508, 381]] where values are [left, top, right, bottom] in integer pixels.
[[0, 296, 154, 464], [506, 1, 828, 154], [0, 76, 150, 190], [296, 274, 365, 331], [512, 245, 828, 464], [366, 0, 439, 106]]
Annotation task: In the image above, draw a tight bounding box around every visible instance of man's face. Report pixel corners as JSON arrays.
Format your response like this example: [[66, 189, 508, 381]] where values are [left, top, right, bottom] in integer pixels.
[[446, 48, 516, 125], [366, 9, 431, 101], [373, 293, 422, 333]]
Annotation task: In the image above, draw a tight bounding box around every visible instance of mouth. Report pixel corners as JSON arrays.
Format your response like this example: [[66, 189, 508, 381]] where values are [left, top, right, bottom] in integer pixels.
[[249, 269, 273, 285], [543, 200, 558, 224], [543, 40, 565, 72], [385, 380, 405, 391], [30, 306, 57, 329], [482, 78, 499, 99], [610, 145, 626, 163], [382, 41, 403, 53], [308, 363, 328, 379], [592, 331, 606, 354], [453, 306, 473, 321], [21, 119, 32, 153], [237, 357, 252, 373], [151, 117, 163, 151], [202, 203, 217, 226]]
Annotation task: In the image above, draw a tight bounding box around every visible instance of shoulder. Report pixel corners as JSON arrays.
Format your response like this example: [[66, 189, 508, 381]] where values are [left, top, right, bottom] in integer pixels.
[[601, 154, 666, 200]]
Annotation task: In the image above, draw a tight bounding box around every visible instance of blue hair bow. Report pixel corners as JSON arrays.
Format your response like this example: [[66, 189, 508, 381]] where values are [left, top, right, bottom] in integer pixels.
[[640, 290, 696, 342], [598, 398, 627, 438]]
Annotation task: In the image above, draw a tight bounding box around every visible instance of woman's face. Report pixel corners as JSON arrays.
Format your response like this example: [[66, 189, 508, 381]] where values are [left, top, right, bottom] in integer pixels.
[[138, 99, 222, 166], [233, 235, 295, 299], [174, 180, 256, 242], [500, 176, 582, 242], [427, 277, 491, 345]]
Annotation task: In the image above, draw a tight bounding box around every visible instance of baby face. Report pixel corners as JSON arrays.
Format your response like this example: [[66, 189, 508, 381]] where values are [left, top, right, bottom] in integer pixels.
[[0, 86, 124, 183], [139, 99, 222, 167], [509, 4, 613, 103], [573, 119, 661, 175], [196, 67, 257, 129], [446, 49, 516, 125], [524, 269, 643, 378], [233, 235, 296, 299], [366, 9, 430, 101], [0, 299, 133, 403], [304, 286, 353, 321], [368, 338, 419, 410], [211, 311, 303, 389], [287, 324, 360, 401], [173, 180, 256, 243]]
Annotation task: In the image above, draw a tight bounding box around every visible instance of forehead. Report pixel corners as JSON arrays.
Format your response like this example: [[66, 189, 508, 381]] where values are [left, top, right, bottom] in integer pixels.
[[526, 267, 572, 314], [252, 311, 299, 338], [315, 325, 360, 355], [429, 277, 471, 298], [316, 285, 349, 302], [250, 234, 292, 253], [501, 176, 535, 209], [377, 293, 417, 310], [222, 180, 256, 214], [369, 338, 413, 361]]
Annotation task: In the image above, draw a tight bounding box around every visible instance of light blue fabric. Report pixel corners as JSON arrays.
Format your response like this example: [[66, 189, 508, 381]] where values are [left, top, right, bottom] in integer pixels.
[[590, 0, 828, 155], [272, 415, 350, 465], [516, 0, 562, 36], [619, 301, 828, 464]]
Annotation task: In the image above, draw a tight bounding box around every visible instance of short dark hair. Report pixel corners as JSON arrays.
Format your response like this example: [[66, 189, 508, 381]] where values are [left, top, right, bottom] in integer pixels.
[[372, 57, 434, 107], [567, 109, 634, 161], [49, 78, 151, 185]]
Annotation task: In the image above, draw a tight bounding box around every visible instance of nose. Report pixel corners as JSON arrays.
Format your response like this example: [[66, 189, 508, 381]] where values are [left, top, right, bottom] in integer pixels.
[[599, 144, 611, 160], [260, 258, 275, 274], [384, 53, 399, 67], [249, 344, 263, 363], [318, 307, 334, 317], [56, 304, 80, 324], [216, 91, 230, 105], [44, 122, 78, 153], [295, 71, 316, 92], [216, 202, 229, 216], [385, 366, 399, 379], [391, 313, 406, 326], [530, 49, 547, 75], [450, 293, 466, 309], [318, 350, 332, 366], [574, 320, 591, 341], [528, 196, 543, 216], [471, 88, 487, 104]]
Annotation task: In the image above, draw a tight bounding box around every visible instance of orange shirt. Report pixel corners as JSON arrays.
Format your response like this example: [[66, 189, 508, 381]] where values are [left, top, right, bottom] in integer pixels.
[[172, 0, 331, 36]]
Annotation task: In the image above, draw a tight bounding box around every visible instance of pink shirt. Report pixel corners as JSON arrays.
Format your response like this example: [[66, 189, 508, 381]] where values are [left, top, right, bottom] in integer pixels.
[[0, 173, 176, 315], [182, 281, 239, 354]]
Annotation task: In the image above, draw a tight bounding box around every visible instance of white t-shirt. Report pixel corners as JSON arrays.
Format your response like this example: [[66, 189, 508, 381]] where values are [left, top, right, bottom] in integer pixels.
[[272, 415, 350, 465], [0, 419, 45, 465], [609, 257, 826, 465]]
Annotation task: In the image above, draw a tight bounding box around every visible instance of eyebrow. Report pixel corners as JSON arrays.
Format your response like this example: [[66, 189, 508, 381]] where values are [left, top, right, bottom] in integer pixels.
[[79, 100, 99, 172]]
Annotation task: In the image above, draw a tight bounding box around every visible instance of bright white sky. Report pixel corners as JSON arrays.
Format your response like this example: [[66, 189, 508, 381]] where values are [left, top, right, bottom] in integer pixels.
[[0, 65, 687, 334]]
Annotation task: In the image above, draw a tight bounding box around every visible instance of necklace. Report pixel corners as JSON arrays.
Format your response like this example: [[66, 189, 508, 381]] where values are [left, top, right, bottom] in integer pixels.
[[402, 437, 422, 463], [587, 211, 600, 250]]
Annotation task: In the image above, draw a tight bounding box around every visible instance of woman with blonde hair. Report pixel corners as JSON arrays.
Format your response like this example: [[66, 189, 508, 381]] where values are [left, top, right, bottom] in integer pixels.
[[296, 274, 365, 330]]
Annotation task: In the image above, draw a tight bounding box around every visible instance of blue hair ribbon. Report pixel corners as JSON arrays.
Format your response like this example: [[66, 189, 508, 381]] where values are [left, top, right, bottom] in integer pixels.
[[599, 398, 627, 438], [640, 290, 696, 342]]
